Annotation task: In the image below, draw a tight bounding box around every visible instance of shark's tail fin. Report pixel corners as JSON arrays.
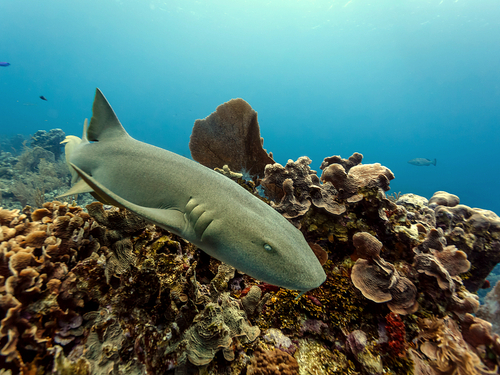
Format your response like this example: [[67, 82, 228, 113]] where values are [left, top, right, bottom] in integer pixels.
[[433, 158, 437, 166], [57, 119, 95, 198]]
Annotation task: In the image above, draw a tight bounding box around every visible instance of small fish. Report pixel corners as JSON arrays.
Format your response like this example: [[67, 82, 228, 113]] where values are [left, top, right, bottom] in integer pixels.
[[408, 158, 437, 166], [0, 62, 11, 67], [39, 96, 48, 101]]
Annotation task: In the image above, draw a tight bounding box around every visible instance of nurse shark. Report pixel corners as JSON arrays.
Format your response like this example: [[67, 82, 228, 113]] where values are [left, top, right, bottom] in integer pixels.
[[60, 89, 326, 292]]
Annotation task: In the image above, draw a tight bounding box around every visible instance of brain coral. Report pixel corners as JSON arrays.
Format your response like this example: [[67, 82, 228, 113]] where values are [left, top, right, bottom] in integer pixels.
[[246, 347, 299, 375]]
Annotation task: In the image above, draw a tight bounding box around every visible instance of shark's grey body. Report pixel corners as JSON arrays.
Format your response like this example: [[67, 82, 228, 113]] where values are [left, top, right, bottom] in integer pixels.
[[61, 89, 326, 292]]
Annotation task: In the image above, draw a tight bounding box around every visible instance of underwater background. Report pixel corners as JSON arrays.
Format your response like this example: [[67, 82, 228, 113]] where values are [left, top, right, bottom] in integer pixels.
[[2, 1, 500, 374], [1, 0, 500, 213]]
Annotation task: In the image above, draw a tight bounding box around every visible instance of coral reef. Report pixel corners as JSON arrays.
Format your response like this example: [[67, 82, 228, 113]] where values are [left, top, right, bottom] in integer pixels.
[[2, 124, 500, 374], [30, 129, 66, 159], [0, 130, 93, 210], [189, 98, 275, 178], [477, 280, 500, 336], [0, 134, 26, 156], [417, 316, 497, 375], [430, 194, 500, 292]]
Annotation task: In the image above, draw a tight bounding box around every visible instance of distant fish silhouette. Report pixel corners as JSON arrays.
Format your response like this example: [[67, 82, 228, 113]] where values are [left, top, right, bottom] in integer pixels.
[[39, 96, 48, 101], [0, 62, 10, 67], [408, 158, 436, 166]]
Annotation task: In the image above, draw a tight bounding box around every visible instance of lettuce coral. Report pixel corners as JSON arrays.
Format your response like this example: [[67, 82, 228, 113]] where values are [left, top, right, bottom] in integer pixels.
[[350, 232, 418, 315]]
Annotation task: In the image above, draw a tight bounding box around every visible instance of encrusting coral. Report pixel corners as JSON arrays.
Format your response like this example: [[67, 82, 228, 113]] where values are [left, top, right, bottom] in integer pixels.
[[0, 201, 94, 368]]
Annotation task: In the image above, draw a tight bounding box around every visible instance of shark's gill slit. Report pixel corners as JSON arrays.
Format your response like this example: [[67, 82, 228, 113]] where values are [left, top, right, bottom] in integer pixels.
[[185, 197, 196, 214], [197, 215, 213, 239]]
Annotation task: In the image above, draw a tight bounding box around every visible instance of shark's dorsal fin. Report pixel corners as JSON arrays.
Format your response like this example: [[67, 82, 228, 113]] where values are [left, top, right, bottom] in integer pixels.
[[87, 88, 129, 142]]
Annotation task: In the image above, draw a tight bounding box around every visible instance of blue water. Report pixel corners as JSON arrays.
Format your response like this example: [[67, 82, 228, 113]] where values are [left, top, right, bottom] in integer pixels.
[[1, 0, 499, 214]]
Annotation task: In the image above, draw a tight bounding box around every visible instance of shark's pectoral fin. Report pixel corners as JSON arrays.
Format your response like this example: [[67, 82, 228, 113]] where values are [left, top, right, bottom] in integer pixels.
[[57, 179, 94, 198], [69, 163, 187, 235]]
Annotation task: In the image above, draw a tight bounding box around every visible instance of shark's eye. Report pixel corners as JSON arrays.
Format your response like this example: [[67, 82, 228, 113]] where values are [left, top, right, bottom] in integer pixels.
[[264, 243, 272, 252]]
